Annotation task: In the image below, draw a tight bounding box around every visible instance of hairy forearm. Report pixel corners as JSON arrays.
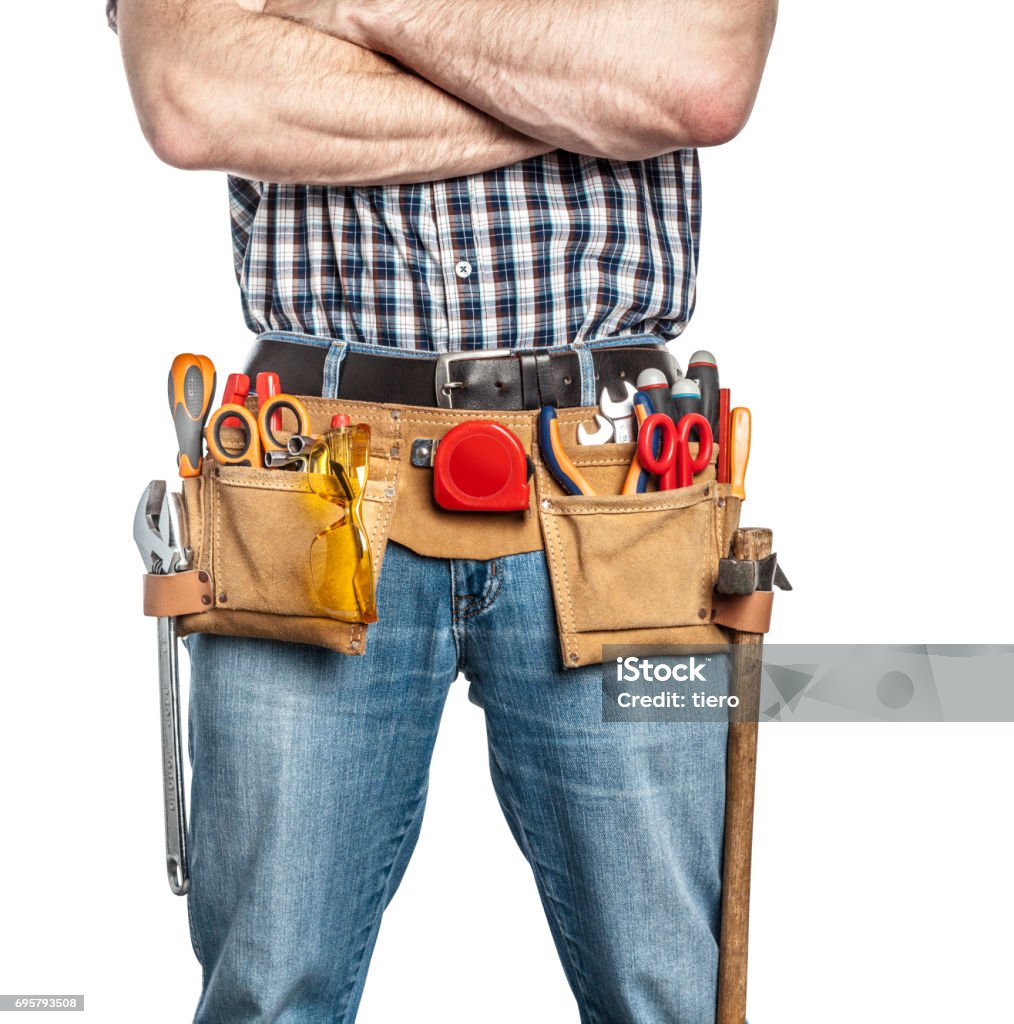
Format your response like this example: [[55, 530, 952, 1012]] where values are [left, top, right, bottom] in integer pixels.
[[116, 0, 551, 184], [333, 0, 777, 158]]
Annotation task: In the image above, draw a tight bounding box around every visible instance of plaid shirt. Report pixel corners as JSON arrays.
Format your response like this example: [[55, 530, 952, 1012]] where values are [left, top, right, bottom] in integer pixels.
[[107, 1, 701, 352], [229, 149, 701, 352]]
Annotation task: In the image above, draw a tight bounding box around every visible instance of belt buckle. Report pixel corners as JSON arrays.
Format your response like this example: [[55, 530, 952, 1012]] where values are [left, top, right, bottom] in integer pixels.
[[434, 348, 515, 409]]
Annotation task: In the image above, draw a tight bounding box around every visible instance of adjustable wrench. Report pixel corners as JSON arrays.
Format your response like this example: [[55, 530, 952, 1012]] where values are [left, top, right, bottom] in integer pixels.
[[133, 480, 191, 896]]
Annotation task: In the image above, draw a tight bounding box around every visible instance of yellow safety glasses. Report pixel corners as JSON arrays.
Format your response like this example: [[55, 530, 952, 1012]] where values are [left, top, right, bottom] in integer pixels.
[[305, 423, 377, 624]]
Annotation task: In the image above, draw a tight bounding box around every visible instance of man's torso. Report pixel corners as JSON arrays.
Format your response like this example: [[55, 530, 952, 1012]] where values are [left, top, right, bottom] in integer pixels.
[[230, 148, 701, 351]]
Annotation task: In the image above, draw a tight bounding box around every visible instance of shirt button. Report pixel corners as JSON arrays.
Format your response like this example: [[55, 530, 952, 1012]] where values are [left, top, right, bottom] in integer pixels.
[[454, 260, 473, 279]]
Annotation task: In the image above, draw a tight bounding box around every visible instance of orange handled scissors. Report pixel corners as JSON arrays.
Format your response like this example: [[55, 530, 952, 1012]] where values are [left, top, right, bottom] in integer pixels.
[[205, 394, 312, 468], [637, 412, 714, 490]]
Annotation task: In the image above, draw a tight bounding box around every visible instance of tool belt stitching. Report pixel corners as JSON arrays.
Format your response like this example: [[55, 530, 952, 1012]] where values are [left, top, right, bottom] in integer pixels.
[[566, 449, 717, 469], [535, 458, 586, 648], [539, 490, 722, 516], [401, 413, 536, 429], [211, 471, 220, 594], [186, 478, 206, 582], [565, 448, 637, 467], [298, 400, 535, 428], [212, 467, 223, 605], [214, 469, 312, 493], [716, 495, 730, 572], [212, 468, 395, 503], [402, 409, 534, 422], [404, 405, 608, 421], [403, 409, 543, 426], [536, 469, 576, 638], [699, 496, 715, 616], [370, 441, 400, 551], [352, 428, 401, 646], [571, 457, 636, 468], [298, 398, 614, 426]]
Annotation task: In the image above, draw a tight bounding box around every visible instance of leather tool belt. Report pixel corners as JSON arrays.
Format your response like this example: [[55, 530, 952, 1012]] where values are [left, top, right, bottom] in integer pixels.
[[145, 339, 779, 668]]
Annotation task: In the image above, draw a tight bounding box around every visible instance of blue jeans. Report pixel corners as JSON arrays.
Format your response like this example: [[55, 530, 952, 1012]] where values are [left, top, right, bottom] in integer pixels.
[[186, 540, 727, 1023]]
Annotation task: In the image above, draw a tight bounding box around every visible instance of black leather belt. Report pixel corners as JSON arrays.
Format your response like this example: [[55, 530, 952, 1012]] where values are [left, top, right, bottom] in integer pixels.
[[243, 337, 680, 410]]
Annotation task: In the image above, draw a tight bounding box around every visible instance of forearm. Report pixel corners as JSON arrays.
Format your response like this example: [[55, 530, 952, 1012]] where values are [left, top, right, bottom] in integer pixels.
[[336, 0, 778, 159], [116, 0, 551, 184]]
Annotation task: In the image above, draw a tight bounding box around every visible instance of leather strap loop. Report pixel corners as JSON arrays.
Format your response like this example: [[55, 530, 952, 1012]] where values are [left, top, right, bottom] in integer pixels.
[[711, 591, 774, 635], [534, 351, 555, 407], [518, 352, 540, 409], [143, 570, 215, 618]]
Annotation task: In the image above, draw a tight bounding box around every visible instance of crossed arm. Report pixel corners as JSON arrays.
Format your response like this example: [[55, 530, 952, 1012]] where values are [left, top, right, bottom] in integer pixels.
[[116, 0, 777, 185]]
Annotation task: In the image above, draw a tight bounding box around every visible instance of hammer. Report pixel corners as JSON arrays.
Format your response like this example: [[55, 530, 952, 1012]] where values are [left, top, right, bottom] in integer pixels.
[[716, 526, 772, 1024]]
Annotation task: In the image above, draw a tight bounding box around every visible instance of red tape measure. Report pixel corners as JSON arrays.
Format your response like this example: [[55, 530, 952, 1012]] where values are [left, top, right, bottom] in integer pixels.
[[432, 421, 531, 512]]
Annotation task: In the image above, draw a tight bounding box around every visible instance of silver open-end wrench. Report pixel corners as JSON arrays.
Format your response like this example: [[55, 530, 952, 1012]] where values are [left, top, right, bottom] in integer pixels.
[[133, 480, 191, 896], [599, 382, 639, 443], [576, 413, 614, 445]]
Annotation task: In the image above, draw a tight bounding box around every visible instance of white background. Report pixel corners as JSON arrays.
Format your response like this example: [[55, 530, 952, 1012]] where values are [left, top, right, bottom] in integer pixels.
[[2, 1, 1012, 1021]]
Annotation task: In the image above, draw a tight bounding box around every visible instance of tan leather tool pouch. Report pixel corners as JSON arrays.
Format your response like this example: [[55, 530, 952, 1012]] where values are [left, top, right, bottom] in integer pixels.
[[172, 397, 400, 655], [157, 398, 744, 664], [533, 429, 742, 668]]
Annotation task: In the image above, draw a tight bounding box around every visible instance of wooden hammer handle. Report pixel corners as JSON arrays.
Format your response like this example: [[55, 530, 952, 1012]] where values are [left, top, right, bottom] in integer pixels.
[[716, 527, 772, 1024]]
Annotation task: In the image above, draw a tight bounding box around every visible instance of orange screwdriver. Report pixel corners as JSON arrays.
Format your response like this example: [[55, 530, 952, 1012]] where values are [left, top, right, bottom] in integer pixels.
[[168, 353, 217, 478], [728, 407, 751, 501]]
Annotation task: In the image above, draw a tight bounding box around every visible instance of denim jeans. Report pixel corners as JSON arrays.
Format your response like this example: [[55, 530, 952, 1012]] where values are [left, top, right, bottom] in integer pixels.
[[186, 540, 727, 1023]]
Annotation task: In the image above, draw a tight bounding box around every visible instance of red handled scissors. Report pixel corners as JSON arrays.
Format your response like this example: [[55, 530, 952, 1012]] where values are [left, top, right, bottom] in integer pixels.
[[636, 413, 714, 490]]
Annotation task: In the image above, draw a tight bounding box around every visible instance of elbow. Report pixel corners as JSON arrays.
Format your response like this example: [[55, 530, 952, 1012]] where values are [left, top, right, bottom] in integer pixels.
[[676, 57, 766, 148], [145, 111, 212, 171], [576, 59, 766, 162], [678, 81, 757, 149], [658, 15, 777, 150], [132, 67, 217, 170]]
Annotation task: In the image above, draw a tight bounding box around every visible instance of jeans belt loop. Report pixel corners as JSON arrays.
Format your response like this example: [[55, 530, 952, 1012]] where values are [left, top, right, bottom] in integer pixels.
[[323, 341, 349, 399], [572, 344, 597, 407]]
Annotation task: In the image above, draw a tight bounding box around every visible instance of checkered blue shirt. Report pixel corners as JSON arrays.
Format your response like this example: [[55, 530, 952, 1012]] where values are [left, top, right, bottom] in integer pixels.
[[229, 149, 701, 352]]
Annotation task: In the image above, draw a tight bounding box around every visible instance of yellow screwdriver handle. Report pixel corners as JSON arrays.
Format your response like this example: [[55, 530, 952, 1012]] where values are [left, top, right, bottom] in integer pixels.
[[729, 407, 751, 502]]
